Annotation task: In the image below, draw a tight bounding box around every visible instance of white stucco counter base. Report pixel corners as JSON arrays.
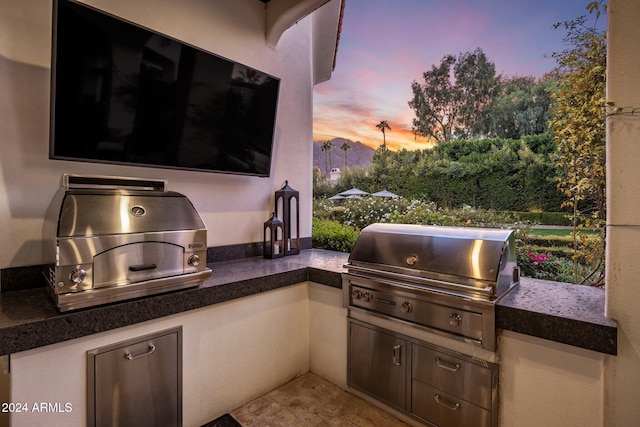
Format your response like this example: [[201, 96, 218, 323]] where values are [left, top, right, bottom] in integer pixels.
[[9, 284, 313, 427]]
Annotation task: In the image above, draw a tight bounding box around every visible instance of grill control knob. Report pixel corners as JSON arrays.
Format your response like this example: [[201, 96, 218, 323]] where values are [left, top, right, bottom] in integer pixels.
[[406, 255, 418, 266], [363, 292, 373, 302], [401, 302, 413, 313], [188, 254, 201, 267], [352, 290, 363, 300], [69, 269, 86, 284], [449, 313, 462, 327]]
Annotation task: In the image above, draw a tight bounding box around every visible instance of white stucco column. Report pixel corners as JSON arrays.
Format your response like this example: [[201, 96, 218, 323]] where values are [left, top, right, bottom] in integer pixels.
[[604, 0, 640, 425]]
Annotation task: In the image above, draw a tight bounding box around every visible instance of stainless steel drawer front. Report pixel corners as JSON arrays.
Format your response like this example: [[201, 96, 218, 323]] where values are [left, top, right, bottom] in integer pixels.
[[412, 344, 494, 409], [87, 327, 182, 427], [412, 381, 492, 427]]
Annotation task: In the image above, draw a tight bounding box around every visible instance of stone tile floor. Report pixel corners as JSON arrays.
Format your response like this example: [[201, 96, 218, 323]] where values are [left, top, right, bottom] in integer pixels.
[[231, 372, 408, 426]]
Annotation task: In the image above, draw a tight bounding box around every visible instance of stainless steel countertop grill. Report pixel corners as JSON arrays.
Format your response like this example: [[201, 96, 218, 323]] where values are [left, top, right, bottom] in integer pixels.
[[43, 174, 211, 311], [343, 223, 519, 351]]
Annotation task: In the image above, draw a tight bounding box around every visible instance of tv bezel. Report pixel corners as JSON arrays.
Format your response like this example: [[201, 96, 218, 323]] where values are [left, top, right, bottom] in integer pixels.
[[49, 0, 280, 177]]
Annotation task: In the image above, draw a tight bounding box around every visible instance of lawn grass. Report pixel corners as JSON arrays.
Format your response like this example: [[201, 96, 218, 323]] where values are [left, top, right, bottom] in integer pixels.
[[528, 227, 602, 238]]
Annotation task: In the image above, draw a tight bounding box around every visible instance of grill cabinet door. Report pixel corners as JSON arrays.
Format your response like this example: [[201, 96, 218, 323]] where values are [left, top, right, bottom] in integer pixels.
[[348, 321, 407, 410], [88, 328, 182, 427]]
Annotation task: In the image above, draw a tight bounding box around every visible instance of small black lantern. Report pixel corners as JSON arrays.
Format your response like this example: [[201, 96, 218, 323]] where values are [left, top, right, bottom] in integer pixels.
[[275, 180, 300, 256], [263, 212, 284, 259]]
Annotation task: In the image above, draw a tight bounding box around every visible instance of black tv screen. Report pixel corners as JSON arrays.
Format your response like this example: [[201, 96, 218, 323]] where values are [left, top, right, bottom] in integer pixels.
[[51, 0, 280, 177]]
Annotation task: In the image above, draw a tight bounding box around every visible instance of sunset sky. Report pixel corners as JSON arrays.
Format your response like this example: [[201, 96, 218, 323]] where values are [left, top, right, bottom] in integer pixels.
[[312, 0, 606, 151]]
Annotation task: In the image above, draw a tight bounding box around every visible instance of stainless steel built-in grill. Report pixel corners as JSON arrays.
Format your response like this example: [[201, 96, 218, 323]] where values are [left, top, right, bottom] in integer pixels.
[[343, 223, 519, 427], [43, 174, 211, 312], [343, 223, 519, 351]]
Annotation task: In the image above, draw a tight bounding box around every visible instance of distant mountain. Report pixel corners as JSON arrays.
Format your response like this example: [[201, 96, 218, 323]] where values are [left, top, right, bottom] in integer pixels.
[[313, 138, 375, 175]]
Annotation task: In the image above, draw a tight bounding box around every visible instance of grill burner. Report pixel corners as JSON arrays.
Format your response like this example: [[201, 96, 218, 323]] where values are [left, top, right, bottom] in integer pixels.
[[343, 223, 519, 351], [43, 174, 212, 311]]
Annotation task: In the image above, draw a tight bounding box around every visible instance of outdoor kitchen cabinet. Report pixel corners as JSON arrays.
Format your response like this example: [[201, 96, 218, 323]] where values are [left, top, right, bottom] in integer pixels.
[[348, 321, 408, 410], [348, 319, 498, 427], [87, 327, 182, 427]]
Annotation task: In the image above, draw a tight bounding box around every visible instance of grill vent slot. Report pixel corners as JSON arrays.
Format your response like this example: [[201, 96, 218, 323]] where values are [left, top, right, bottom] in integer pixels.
[[63, 174, 167, 192]]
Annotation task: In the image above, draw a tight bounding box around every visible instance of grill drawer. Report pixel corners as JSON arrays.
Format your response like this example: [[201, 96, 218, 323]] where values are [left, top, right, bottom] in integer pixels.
[[412, 344, 494, 409], [412, 381, 492, 427]]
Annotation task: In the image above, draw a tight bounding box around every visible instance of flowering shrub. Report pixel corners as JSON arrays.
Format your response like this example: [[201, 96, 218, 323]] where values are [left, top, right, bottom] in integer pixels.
[[387, 200, 457, 226], [451, 205, 524, 228], [314, 197, 526, 230], [517, 250, 560, 280], [312, 196, 603, 285], [528, 253, 549, 265], [339, 197, 412, 229]]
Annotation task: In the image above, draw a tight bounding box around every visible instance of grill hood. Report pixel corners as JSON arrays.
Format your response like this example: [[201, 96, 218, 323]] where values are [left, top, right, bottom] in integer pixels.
[[346, 223, 519, 301]]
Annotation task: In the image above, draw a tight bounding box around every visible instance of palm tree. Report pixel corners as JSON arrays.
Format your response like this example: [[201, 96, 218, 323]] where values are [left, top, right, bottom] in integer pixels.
[[340, 141, 351, 169], [321, 139, 334, 177], [376, 120, 391, 152]]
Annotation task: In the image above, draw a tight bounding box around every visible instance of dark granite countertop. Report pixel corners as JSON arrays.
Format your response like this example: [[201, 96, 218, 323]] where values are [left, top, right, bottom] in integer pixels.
[[0, 249, 617, 356], [496, 277, 617, 354]]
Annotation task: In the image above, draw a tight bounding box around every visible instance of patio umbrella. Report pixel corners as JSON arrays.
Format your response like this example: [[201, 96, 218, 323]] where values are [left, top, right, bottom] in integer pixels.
[[338, 187, 369, 197], [371, 190, 399, 199], [328, 194, 346, 201]]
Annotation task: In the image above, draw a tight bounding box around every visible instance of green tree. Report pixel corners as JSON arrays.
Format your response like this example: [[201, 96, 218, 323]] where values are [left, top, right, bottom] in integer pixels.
[[549, 1, 607, 286], [375, 120, 391, 152], [490, 74, 558, 139], [549, 2, 607, 226], [409, 48, 498, 142], [320, 139, 334, 177], [409, 54, 459, 142], [312, 166, 334, 198], [454, 48, 499, 138]]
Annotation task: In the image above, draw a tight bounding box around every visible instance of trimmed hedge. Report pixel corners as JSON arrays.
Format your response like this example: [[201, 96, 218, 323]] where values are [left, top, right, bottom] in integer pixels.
[[311, 219, 359, 253], [510, 211, 571, 226]]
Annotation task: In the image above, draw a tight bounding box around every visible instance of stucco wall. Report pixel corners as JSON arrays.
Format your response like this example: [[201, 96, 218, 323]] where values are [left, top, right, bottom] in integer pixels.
[[498, 331, 605, 427], [9, 284, 310, 427], [0, 0, 314, 269], [605, 0, 640, 425], [308, 282, 347, 388]]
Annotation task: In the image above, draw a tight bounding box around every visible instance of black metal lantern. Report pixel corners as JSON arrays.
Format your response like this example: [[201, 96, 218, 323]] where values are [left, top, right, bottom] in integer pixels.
[[263, 212, 284, 259], [275, 180, 300, 256]]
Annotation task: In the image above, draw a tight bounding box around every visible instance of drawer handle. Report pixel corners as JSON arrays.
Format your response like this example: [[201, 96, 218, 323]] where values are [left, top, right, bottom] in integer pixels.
[[129, 263, 158, 272], [392, 344, 402, 366], [435, 356, 461, 372], [124, 343, 156, 361], [434, 393, 461, 411]]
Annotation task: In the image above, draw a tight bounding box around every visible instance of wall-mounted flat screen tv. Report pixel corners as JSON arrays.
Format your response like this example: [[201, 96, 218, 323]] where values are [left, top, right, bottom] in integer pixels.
[[51, 0, 280, 177]]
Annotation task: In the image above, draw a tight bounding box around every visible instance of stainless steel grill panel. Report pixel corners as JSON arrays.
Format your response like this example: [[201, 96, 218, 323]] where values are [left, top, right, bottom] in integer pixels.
[[343, 223, 519, 351], [346, 223, 518, 300], [57, 193, 205, 237], [43, 174, 211, 311], [344, 223, 508, 426]]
